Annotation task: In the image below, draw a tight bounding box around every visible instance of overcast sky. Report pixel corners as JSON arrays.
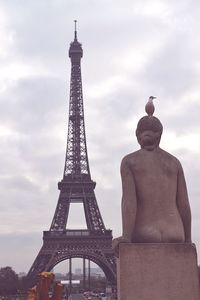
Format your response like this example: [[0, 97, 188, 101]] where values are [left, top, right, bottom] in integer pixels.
[[0, 0, 200, 274]]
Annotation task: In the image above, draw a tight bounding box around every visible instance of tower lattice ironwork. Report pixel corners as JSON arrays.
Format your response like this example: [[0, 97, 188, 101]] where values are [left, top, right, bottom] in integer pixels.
[[26, 22, 116, 287]]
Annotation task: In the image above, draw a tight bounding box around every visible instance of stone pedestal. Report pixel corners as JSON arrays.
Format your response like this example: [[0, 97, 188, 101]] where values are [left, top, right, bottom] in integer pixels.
[[117, 243, 200, 300]]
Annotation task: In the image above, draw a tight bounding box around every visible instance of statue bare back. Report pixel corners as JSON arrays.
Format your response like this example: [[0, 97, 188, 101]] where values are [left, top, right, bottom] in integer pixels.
[[113, 99, 191, 255]]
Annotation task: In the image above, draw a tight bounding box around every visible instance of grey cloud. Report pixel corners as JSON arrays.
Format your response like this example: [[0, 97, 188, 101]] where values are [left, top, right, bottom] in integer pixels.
[[0, 76, 66, 132], [141, 36, 199, 98], [0, 0, 200, 271], [1, 175, 38, 192], [0, 232, 42, 272], [163, 102, 200, 134]]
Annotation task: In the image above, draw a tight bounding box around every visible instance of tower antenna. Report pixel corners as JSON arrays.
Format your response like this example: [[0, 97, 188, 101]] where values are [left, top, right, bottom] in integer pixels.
[[74, 19, 77, 41]]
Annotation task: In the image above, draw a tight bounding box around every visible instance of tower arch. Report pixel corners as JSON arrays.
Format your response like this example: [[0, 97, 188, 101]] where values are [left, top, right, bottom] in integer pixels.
[[51, 253, 115, 283]]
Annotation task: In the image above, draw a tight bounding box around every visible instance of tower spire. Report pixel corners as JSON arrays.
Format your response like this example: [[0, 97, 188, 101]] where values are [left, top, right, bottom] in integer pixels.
[[74, 19, 77, 41]]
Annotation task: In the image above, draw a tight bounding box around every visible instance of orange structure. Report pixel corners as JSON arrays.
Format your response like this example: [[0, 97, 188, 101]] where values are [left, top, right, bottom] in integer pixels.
[[27, 272, 63, 300]]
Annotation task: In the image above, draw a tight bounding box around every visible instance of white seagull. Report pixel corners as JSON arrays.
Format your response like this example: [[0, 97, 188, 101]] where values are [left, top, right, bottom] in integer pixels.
[[145, 96, 156, 116]]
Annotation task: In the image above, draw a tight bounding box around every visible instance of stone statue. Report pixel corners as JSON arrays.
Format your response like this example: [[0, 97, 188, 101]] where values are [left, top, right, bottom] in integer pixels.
[[113, 97, 192, 256]]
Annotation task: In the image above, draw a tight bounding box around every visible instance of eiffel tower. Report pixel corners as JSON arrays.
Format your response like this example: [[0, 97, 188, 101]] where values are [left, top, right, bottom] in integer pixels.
[[26, 21, 116, 287]]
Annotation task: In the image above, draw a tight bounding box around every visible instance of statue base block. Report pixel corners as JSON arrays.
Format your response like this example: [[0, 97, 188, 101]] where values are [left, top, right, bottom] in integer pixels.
[[117, 243, 200, 300]]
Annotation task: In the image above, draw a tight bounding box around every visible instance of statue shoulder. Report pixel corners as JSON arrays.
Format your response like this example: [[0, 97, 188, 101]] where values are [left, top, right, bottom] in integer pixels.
[[159, 148, 182, 168], [121, 150, 141, 168], [122, 150, 141, 161]]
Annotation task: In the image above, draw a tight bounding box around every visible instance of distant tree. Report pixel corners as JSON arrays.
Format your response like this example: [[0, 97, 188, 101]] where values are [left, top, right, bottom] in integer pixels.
[[0, 266, 19, 295]]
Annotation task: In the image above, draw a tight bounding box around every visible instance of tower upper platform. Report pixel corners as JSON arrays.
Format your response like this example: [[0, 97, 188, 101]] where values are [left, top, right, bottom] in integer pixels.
[[69, 20, 83, 59]]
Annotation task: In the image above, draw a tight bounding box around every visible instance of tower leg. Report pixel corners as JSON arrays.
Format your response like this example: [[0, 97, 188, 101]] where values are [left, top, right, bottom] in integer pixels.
[[69, 258, 72, 294], [88, 259, 91, 291], [83, 258, 86, 291]]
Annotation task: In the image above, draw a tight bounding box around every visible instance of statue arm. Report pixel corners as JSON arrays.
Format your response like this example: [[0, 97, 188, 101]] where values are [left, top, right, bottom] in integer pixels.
[[176, 163, 192, 242], [121, 156, 137, 241]]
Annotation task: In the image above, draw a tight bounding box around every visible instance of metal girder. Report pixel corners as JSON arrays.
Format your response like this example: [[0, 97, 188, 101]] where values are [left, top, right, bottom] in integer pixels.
[[27, 27, 116, 288]]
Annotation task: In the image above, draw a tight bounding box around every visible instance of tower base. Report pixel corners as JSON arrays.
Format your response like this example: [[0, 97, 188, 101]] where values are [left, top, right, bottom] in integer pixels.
[[117, 243, 200, 300], [26, 231, 116, 287]]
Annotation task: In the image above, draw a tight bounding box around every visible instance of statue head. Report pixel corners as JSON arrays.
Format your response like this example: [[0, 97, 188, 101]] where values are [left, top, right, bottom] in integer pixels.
[[136, 116, 163, 149]]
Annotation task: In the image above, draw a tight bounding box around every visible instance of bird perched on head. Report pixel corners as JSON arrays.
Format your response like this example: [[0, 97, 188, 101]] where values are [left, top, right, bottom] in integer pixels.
[[145, 96, 156, 116]]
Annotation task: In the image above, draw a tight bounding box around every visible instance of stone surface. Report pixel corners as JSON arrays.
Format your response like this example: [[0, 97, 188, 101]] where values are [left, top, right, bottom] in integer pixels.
[[117, 243, 200, 300]]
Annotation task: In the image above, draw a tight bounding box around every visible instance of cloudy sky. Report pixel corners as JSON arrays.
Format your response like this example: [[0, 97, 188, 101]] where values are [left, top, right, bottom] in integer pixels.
[[0, 0, 200, 273]]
